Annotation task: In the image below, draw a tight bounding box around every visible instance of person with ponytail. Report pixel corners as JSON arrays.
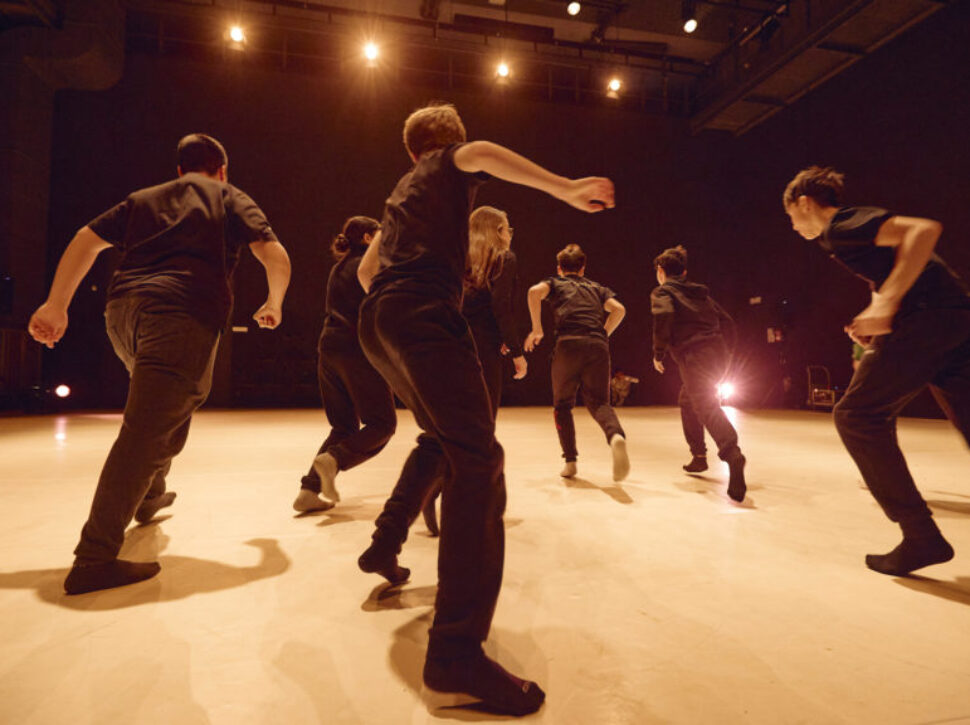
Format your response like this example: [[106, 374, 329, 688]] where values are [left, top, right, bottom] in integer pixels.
[[293, 216, 396, 512], [420, 206, 526, 535]]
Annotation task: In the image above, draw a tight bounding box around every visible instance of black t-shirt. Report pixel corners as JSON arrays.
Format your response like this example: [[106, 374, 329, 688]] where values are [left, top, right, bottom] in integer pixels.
[[322, 243, 367, 337], [370, 144, 489, 305], [544, 274, 616, 342], [820, 206, 970, 313], [462, 250, 522, 357], [88, 173, 276, 330]]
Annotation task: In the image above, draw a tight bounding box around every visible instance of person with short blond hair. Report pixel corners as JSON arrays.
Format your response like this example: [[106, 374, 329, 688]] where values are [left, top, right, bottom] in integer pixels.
[[355, 101, 614, 716]]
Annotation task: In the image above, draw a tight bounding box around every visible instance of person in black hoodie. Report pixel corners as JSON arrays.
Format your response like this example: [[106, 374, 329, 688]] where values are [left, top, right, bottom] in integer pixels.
[[525, 243, 629, 481], [651, 245, 746, 502], [293, 216, 396, 512], [421, 205, 527, 536], [784, 165, 970, 576]]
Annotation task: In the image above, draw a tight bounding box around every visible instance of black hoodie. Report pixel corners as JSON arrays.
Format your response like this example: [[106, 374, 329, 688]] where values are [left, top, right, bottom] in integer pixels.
[[651, 275, 736, 362]]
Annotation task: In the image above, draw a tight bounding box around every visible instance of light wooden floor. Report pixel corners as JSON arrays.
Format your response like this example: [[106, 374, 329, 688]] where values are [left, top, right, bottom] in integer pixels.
[[1, 406, 968, 724]]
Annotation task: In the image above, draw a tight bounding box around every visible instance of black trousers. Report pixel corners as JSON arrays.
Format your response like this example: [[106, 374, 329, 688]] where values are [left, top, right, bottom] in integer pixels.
[[470, 325, 504, 418], [301, 329, 396, 492], [834, 307, 970, 529], [74, 297, 219, 563], [359, 290, 506, 659], [551, 337, 624, 461], [675, 337, 740, 461]]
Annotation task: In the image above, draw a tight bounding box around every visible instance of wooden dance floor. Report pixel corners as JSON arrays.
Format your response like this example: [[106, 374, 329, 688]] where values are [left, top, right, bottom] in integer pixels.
[[1, 406, 968, 724]]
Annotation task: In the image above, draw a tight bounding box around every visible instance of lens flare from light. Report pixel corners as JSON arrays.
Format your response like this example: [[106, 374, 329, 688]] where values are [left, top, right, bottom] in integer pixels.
[[608, 78, 622, 92], [364, 42, 379, 61], [229, 26, 246, 43], [497, 62, 510, 78], [55, 384, 71, 398], [717, 382, 735, 401]]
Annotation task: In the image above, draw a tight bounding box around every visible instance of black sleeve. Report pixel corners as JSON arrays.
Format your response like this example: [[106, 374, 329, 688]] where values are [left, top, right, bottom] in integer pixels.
[[824, 207, 893, 250], [711, 298, 737, 352], [489, 252, 522, 357], [651, 286, 675, 361], [599, 283, 617, 306], [227, 186, 278, 246], [86, 198, 132, 247]]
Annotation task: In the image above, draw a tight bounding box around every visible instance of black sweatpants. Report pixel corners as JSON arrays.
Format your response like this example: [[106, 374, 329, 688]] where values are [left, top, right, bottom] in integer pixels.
[[74, 296, 219, 563], [834, 307, 970, 529], [470, 325, 505, 419], [358, 289, 506, 659], [301, 328, 396, 492], [551, 336, 624, 461], [675, 337, 740, 461]]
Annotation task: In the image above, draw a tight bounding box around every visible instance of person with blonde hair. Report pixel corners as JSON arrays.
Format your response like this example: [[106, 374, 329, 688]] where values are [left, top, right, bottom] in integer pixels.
[[355, 101, 614, 716], [421, 205, 526, 535]]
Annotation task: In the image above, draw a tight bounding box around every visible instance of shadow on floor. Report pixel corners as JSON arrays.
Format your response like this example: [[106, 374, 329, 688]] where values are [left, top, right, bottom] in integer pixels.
[[0, 524, 289, 610], [926, 499, 970, 517], [895, 575, 970, 607], [562, 476, 633, 504]]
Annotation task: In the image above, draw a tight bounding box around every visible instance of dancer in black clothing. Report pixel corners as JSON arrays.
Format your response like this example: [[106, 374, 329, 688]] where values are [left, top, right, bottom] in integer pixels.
[[525, 244, 629, 481], [421, 205, 527, 535], [784, 165, 970, 575], [294, 216, 396, 513], [650, 245, 746, 502], [28, 134, 291, 594], [355, 102, 614, 716]]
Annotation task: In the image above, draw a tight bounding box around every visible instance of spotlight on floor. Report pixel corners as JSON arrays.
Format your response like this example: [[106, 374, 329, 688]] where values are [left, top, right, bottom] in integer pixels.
[[54, 384, 71, 399], [567, 2, 581, 16], [717, 381, 735, 403]]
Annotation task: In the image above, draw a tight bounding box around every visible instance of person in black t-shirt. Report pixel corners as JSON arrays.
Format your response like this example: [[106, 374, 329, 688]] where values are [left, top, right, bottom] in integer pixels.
[[784, 165, 970, 576], [651, 245, 746, 502], [355, 103, 614, 717], [421, 205, 527, 536], [524, 244, 629, 481], [28, 134, 291, 595], [293, 216, 396, 513]]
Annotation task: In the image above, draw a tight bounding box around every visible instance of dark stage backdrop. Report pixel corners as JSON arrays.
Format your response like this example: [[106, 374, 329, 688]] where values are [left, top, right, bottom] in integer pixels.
[[42, 1, 970, 413]]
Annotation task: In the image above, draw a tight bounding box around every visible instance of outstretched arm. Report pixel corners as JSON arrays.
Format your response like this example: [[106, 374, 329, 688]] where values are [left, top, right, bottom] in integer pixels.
[[453, 141, 614, 213], [603, 298, 625, 336], [847, 215, 943, 338], [524, 281, 550, 352], [28, 226, 111, 348], [249, 240, 291, 329]]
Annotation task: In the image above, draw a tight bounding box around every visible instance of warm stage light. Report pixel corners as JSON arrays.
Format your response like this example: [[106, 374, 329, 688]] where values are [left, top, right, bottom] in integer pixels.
[[54, 384, 71, 398], [608, 78, 622, 93], [683, 18, 698, 33], [496, 62, 510, 78], [229, 25, 246, 43], [363, 42, 379, 62], [717, 382, 735, 401], [567, 2, 581, 15]]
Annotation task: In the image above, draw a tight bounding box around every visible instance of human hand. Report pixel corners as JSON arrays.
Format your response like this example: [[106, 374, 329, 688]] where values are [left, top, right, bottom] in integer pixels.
[[253, 302, 282, 329], [500, 343, 510, 356], [562, 177, 615, 213], [524, 330, 543, 352], [512, 355, 527, 380], [845, 292, 896, 340], [28, 302, 68, 348], [653, 359, 665, 374]]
